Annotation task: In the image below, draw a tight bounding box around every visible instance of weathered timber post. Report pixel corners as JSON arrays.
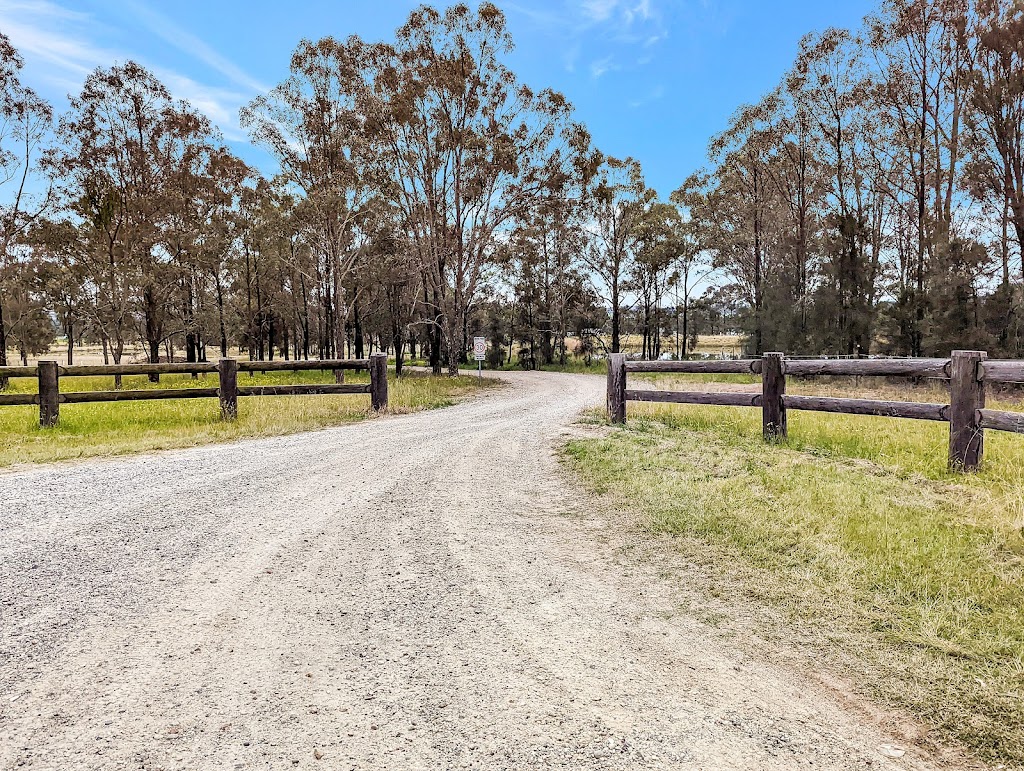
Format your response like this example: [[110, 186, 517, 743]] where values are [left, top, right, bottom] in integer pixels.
[[333, 368, 345, 384], [607, 353, 627, 424], [218, 358, 238, 420], [762, 352, 787, 442], [949, 350, 986, 471], [38, 360, 60, 427], [369, 353, 388, 411]]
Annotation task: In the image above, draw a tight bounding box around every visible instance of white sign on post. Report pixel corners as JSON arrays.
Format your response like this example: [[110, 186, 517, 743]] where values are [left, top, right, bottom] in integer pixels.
[[473, 336, 486, 378]]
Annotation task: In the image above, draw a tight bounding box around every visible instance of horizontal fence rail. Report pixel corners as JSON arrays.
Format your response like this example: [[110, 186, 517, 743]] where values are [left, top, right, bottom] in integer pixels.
[[608, 349, 1024, 472], [625, 389, 762, 407], [237, 359, 370, 373], [0, 392, 37, 406], [0, 366, 39, 379], [782, 395, 949, 422], [61, 388, 221, 403], [0, 355, 388, 426], [626, 360, 762, 375], [978, 409, 1024, 434], [979, 361, 1024, 384], [61, 362, 219, 377], [783, 358, 951, 379], [236, 384, 371, 397]]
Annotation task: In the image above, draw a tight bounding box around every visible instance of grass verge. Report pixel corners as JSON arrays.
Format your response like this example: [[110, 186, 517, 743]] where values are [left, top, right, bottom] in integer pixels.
[[564, 397, 1024, 767], [0, 369, 497, 468]]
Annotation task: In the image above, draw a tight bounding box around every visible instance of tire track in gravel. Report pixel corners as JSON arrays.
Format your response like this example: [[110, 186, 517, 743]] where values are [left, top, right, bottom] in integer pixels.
[[0, 372, 973, 770]]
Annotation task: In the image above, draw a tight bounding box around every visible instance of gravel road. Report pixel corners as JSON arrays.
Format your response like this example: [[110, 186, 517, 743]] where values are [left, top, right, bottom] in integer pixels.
[[0, 372, 969, 770]]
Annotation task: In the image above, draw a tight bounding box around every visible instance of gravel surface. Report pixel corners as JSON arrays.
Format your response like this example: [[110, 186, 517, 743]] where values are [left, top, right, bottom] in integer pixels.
[[0, 372, 971, 770]]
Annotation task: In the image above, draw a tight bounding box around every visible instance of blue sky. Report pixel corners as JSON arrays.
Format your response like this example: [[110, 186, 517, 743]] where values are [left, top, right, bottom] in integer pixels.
[[0, 0, 876, 198]]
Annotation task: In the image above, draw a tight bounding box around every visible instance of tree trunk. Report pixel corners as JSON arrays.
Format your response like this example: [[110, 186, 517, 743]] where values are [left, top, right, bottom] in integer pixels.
[[354, 300, 364, 359], [610, 278, 621, 354], [392, 321, 405, 378], [144, 286, 162, 383], [445, 315, 461, 376], [214, 272, 228, 357], [682, 296, 689, 358], [0, 297, 8, 390]]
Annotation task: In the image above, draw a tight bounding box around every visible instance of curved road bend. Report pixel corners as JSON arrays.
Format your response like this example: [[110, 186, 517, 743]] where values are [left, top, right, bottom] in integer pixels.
[[0, 372, 962, 770]]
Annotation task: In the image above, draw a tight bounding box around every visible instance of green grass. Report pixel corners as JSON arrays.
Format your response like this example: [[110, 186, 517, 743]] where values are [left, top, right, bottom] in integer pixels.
[[564, 393, 1024, 767], [0, 369, 497, 468]]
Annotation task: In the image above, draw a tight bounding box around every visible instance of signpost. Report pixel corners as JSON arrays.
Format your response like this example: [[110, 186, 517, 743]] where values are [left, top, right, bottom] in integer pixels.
[[473, 336, 486, 378]]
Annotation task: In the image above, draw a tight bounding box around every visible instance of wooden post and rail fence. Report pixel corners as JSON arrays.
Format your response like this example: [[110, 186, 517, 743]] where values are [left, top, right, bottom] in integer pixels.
[[607, 350, 1024, 472], [0, 353, 389, 426]]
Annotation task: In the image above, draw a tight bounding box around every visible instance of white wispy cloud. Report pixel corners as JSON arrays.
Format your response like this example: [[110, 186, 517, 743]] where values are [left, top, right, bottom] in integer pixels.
[[563, 42, 581, 73], [590, 56, 617, 78], [0, 1, 114, 78], [575, 0, 661, 32], [628, 83, 664, 108], [580, 0, 619, 22], [117, 0, 270, 94], [504, 0, 668, 80], [0, 0, 259, 141]]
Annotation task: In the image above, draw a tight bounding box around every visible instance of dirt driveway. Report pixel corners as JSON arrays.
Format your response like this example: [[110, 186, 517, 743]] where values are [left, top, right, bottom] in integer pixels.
[[0, 372, 967, 769]]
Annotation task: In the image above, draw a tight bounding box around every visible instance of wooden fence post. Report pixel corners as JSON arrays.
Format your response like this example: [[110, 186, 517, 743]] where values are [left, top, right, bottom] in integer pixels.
[[607, 353, 626, 424], [369, 353, 388, 411], [333, 368, 345, 384], [218, 358, 238, 420], [949, 349, 986, 471], [762, 352, 787, 441], [38, 360, 60, 427]]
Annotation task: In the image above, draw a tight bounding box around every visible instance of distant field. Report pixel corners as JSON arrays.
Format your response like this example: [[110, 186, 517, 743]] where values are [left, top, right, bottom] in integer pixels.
[[566, 373, 1024, 766], [0, 369, 496, 468], [576, 333, 743, 358]]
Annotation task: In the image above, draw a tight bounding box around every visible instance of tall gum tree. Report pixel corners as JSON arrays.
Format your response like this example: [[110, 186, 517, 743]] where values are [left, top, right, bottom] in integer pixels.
[[363, 3, 587, 374], [58, 62, 222, 379], [968, 0, 1024, 273], [580, 155, 650, 354], [242, 37, 371, 360], [0, 32, 52, 388]]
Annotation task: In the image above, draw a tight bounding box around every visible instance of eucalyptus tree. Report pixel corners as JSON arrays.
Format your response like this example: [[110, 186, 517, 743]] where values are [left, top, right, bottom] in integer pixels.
[[30, 218, 89, 364], [0, 33, 52, 385], [630, 202, 681, 358], [866, 0, 975, 355], [242, 36, 372, 360], [357, 204, 422, 374], [363, 3, 588, 373], [58, 62, 223, 377], [160, 142, 250, 364], [967, 0, 1024, 271], [580, 155, 651, 354], [794, 28, 890, 354], [193, 147, 251, 358], [704, 107, 784, 355], [508, 188, 593, 367], [662, 186, 718, 358]]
